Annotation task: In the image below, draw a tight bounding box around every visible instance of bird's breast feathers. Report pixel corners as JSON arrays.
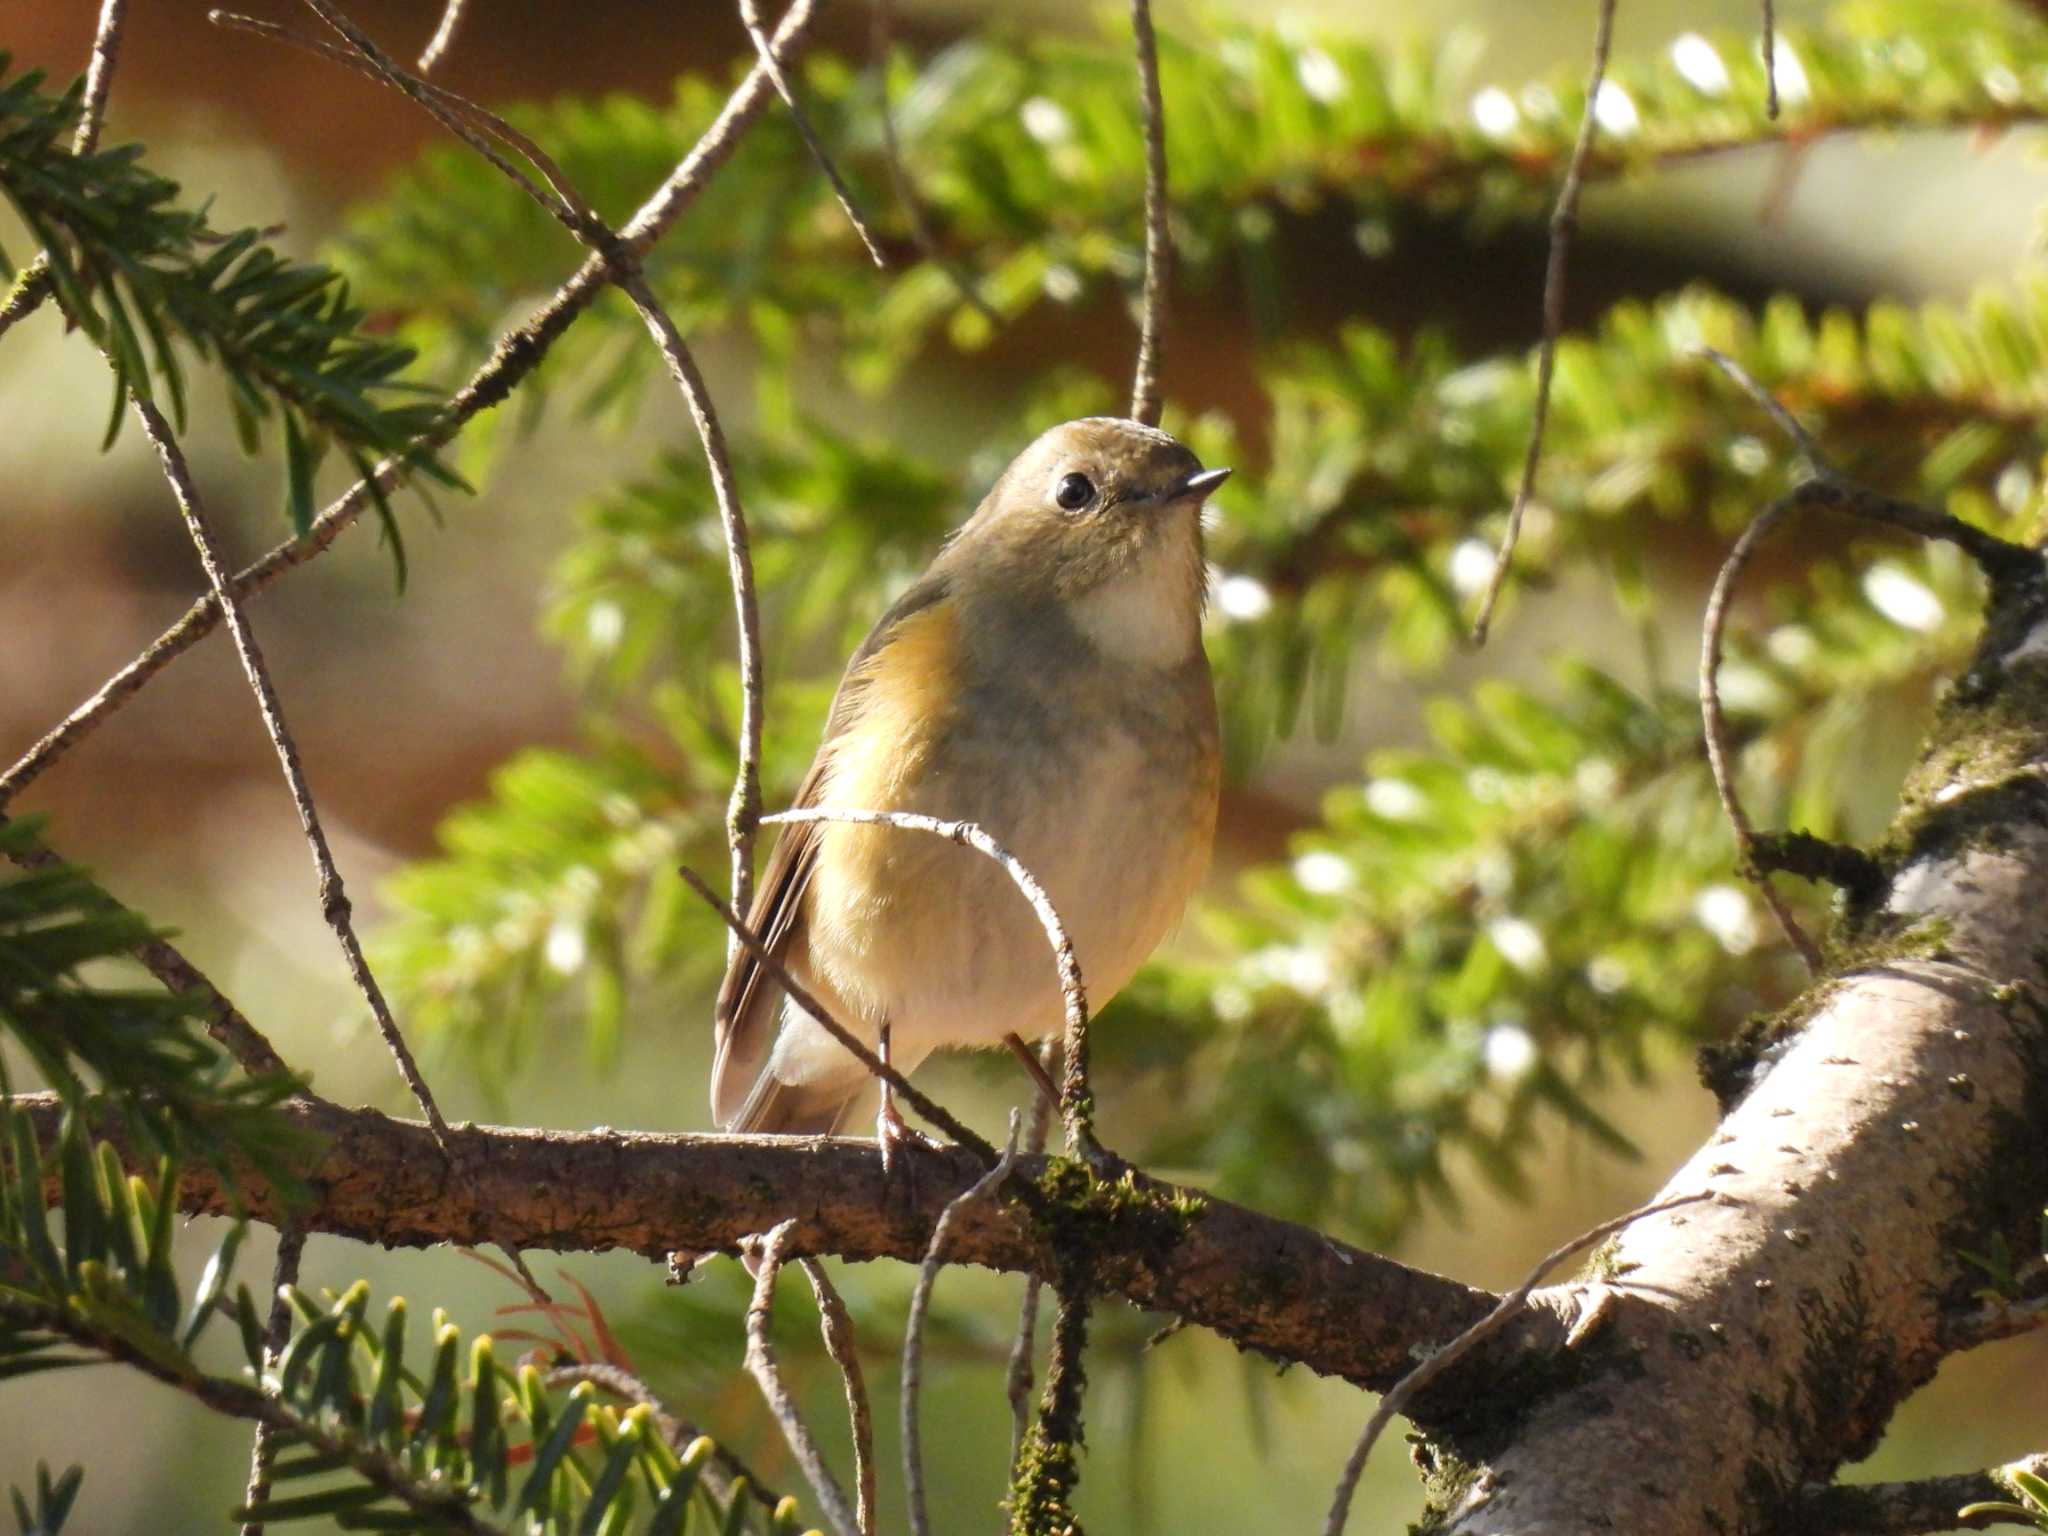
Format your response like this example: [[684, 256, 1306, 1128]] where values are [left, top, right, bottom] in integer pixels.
[[802, 575, 1218, 1053]]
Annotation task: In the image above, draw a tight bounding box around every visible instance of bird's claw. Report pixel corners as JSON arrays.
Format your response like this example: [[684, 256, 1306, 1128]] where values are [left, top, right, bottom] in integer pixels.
[[877, 1095, 940, 1192]]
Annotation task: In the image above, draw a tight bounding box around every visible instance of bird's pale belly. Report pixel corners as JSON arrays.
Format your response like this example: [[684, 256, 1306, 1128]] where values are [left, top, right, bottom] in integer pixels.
[[802, 712, 1216, 1061]]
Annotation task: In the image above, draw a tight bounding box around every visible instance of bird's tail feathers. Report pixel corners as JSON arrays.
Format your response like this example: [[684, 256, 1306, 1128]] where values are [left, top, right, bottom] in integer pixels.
[[725, 1064, 866, 1138]]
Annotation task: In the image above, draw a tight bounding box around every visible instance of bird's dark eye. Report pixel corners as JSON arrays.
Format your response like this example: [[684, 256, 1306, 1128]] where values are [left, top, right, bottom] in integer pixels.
[[1054, 472, 1096, 512]]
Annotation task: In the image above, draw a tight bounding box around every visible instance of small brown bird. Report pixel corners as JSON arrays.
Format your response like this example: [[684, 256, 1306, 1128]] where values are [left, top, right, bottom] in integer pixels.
[[710, 417, 1227, 1146]]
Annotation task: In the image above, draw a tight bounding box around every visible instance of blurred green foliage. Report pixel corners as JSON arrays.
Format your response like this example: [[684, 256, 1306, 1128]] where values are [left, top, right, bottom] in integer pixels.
[[9, 0, 2048, 1525], [362, 0, 2048, 1235], [0, 1098, 809, 1534], [0, 55, 459, 551]]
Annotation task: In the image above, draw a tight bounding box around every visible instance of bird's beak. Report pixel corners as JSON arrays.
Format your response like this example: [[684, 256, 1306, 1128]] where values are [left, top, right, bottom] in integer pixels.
[[1170, 466, 1232, 502]]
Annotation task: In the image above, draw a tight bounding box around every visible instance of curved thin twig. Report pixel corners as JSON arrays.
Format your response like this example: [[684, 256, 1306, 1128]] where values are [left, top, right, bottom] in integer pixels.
[[905, 1112, 1021, 1536], [417, 0, 469, 73], [744, 1220, 861, 1536], [0, 0, 822, 809], [1006, 1046, 1057, 1471], [238, 1225, 307, 1536], [738, 0, 887, 268], [1127, 0, 1170, 427], [677, 865, 998, 1163], [1699, 492, 1824, 973], [129, 399, 455, 1149], [0, 0, 129, 377], [1320, 1191, 1715, 1535], [761, 807, 1096, 1157], [870, 0, 998, 324], [1762, 0, 1780, 120], [223, 0, 766, 933], [1469, 0, 1617, 644], [800, 1259, 877, 1536]]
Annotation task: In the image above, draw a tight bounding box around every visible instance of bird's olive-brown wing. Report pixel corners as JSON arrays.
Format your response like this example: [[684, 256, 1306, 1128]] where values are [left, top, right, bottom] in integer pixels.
[[707, 573, 953, 1126]]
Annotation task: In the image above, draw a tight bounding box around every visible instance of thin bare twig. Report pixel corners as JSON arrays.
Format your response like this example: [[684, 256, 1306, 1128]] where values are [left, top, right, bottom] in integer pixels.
[[238, 1226, 307, 1536], [0, 0, 822, 809], [1693, 343, 2042, 972], [416, 0, 470, 73], [762, 808, 1091, 1143], [0, 0, 129, 359], [1695, 346, 2040, 583], [1469, 0, 1617, 644], [738, 0, 887, 268], [211, 13, 573, 225], [621, 282, 764, 925], [761, 808, 1095, 1157], [1127, 0, 1170, 427], [1320, 1191, 1714, 1535], [677, 865, 999, 1163], [744, 1220, 861, 1536], [906, 1112, 1022, 1536], [1006, 1045, 1058, 1471], [223, 0, 767, 940], [1762, 0, 1780, 120], [800, 1260, 877, 1536], [869, 0, 998, 324], [1699, 492, 1825, 972], [128, 398, 454, 1152], [72, 0, 129, 156]]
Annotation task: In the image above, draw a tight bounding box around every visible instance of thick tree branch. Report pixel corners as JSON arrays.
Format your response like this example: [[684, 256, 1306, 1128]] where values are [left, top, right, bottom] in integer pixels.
[[15, 1090, 1502, 1395], [1425, 569, 2048, 1535]]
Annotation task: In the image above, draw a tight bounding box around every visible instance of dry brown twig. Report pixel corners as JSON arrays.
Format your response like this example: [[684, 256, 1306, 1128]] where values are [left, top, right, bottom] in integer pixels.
[[417, 0, 469, 73], [1940, 1290, 2048, 1352], [1469, 0, 1617, 645], [1692, 344, 2041, 973], [869, 0, 998, 324], [1698, 492, 1826, 972], [128, 397, 455, 1152], [737, 0, 887, 268], [799, 1260, 877, 1536], [1006, 1046, 1057, 1471], [1127, 0, 1170, 427], [0, 0, 127, 344], [1320, 1191, 1715, 1536], [760, 807, 1096, 1156], [1762, 0, 1781, 119], [0, 0, 822, 811], [677, 865, 999, 1162], [744, 1220, 862, 1536], [0, 0, 296, 1149], [237, 1226, 307, 1536], [904, 1111, 1022, 1536], [219, 0, 768, 934]]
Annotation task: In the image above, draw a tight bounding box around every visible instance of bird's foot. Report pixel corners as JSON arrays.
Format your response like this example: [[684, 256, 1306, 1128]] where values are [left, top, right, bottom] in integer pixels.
[[877, 1093, 940, 1191]]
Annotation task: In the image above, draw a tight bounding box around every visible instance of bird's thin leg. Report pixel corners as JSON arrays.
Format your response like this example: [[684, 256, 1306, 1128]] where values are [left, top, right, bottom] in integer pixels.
[[875, 1022, 937, 1183]]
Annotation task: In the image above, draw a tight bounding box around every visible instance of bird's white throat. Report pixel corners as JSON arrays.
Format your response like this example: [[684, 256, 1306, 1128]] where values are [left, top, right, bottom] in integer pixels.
[[1067, 524, 1202, 668]]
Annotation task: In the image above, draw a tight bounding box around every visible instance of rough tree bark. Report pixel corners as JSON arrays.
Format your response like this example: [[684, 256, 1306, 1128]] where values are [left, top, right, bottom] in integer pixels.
[[17, 1090, 1499, 1392], [1414, 557, 2048, 1535]]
